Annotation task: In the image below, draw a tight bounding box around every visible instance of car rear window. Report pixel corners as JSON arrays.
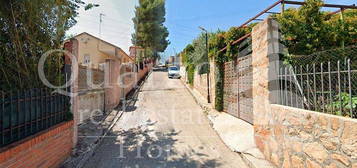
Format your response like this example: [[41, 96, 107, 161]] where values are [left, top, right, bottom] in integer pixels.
[[169, 67, 178, 71]]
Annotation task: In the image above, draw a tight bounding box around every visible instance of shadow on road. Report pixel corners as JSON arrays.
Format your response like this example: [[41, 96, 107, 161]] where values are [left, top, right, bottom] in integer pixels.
[[85, 121, 222, 168]]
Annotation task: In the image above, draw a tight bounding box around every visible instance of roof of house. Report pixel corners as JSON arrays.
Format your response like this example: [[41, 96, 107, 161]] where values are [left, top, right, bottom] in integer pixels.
[[73, 32, 134, 62]]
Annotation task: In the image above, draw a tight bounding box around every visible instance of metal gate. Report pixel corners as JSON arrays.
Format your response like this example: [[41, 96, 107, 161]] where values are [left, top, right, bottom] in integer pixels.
[[223, 36, 254, 124], [237, 55, 253, 124]]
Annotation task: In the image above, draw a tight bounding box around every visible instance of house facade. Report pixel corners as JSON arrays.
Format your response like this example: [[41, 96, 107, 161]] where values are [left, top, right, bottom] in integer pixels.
[[71, 32, 133, 69]]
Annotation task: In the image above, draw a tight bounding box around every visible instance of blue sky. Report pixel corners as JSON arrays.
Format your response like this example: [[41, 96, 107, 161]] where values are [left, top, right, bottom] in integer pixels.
[[69, 0, 356, 61]]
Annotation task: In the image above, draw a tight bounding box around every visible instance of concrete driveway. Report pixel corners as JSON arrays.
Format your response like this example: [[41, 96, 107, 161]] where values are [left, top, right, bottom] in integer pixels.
[[83, 71, 248, 168]]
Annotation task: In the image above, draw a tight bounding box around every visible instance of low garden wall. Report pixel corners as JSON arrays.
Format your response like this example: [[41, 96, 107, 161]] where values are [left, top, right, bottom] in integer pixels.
[[254, 104, 357, 168], [0, 121, 74, 168], [193, 72, 209, 100]]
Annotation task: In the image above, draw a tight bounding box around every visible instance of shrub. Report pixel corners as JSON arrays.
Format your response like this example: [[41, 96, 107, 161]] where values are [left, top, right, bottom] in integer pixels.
[[187, 64, 195, 86]]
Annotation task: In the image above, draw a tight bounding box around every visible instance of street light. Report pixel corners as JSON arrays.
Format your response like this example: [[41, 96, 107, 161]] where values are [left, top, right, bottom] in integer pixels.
[[198, 26, 211, 103]]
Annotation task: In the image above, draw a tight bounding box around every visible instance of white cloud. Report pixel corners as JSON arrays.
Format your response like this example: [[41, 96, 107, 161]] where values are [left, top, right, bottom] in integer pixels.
[[67, 0, 138, 53]]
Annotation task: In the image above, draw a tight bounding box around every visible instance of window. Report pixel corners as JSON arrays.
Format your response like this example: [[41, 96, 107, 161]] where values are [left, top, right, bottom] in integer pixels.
[[83, 54, 90, 64], [169, 67, 178, 71]]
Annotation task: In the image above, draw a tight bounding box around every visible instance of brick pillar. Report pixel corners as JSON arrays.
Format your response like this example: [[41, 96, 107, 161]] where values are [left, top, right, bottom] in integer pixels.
[[251, 18, 280, 159]]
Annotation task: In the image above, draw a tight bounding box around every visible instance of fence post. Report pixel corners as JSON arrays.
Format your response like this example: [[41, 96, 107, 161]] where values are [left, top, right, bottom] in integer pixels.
[[347, 59, 353, 117], [328, 62, 333, 114], [321, 63, 325, 113], [338, 61, 343, 115], [313, 64, 317, 111]]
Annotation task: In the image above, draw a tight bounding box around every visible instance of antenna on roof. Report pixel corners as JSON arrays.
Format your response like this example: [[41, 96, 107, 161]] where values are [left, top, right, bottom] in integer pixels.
[[99, 13, 105, 38]]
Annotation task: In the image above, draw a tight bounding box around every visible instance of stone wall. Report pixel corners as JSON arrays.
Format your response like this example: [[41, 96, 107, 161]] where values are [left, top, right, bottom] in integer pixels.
[[0, 121, 74, 168], [255, 104, 357, 168]]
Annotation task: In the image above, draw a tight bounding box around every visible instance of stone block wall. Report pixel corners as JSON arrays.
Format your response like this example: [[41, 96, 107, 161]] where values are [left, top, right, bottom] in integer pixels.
[[0, 121, 74, 168], [254, 104, 357, 168]]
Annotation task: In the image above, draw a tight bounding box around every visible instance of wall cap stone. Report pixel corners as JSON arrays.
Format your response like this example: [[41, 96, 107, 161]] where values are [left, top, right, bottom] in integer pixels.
[[271, 104, 357, 123]]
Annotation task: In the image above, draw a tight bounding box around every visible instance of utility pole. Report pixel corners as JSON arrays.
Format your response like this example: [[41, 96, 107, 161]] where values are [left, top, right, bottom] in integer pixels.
[[199, 26, 211, 103], [99, 13, 105, 38]]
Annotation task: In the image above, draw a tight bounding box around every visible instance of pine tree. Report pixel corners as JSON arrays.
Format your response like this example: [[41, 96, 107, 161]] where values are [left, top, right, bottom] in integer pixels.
[[132, 0, 170, 60]]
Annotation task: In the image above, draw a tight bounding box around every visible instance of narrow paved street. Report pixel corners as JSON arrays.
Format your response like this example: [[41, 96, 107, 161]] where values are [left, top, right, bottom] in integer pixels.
[[83, 71, 248, 168]]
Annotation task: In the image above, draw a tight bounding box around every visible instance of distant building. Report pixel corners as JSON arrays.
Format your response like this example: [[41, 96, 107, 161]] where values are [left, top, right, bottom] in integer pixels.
[[168, 56, 175, 64]]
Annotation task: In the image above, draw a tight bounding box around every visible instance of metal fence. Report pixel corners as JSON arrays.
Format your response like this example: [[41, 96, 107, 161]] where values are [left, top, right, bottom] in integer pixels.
[[278, 58, 357, 119], [0, 88, 71, 147]]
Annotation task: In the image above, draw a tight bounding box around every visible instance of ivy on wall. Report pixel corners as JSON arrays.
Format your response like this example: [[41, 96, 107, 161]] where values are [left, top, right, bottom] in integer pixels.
[[187, 64, 195, 86], [208, 32, 227, 111]]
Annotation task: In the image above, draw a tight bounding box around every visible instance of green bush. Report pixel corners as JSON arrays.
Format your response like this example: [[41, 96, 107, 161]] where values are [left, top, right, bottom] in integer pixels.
[[224, 26, 254, 60], [326, 92, 357, 117], [276, 0, 357, 56], [187, 65, 195, 86]]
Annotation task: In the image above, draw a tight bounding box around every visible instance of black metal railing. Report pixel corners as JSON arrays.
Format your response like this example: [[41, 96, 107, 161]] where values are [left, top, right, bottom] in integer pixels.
[[0, 88, 71, 147], [278, 59, 357, 119]]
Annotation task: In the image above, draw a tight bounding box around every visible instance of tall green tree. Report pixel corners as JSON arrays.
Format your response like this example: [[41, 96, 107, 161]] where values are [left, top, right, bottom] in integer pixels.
[[0, 0, 97, 92], [132, 0, 170, 61]]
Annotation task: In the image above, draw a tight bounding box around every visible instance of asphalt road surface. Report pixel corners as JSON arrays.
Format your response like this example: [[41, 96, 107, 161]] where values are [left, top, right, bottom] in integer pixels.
[[83, 71, 248, 168]]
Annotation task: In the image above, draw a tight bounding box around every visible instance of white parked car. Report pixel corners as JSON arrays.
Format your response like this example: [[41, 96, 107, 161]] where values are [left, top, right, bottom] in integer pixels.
[[168, 66, 181, 79]]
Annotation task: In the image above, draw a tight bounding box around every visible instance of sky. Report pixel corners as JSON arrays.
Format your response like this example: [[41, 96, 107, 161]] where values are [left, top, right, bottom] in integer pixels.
[[67, 0, 138, 53], [68, 0, 356, 61]]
